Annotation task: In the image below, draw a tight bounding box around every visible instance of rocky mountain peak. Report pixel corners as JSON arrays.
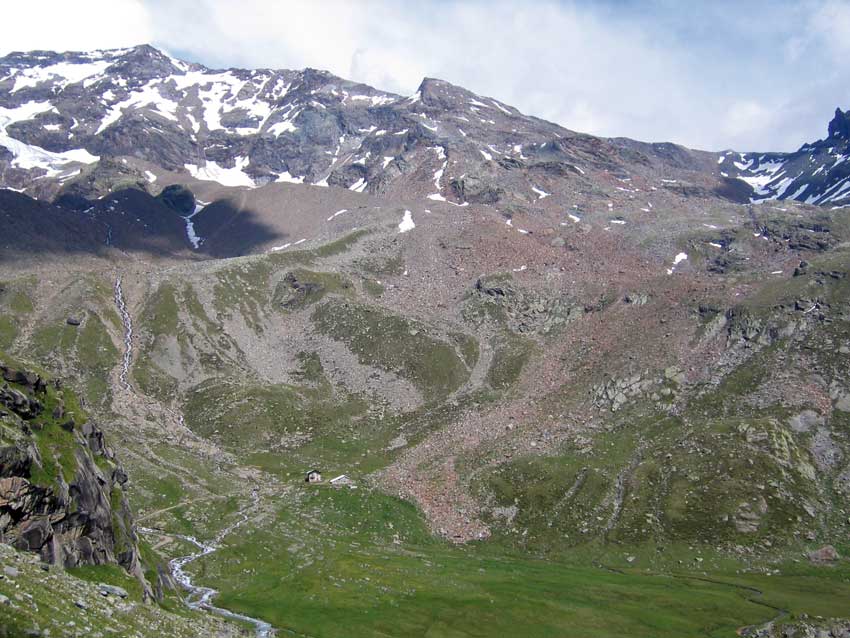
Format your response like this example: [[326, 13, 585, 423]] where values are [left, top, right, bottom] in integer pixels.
[[415, 77, 504, 113], [827, 107, 850, 140], [416, 77, 456, 106], [104, 44, 183, 81]]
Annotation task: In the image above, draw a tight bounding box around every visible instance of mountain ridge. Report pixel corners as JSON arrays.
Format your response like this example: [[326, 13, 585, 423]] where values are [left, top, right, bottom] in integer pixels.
[[1, 44, 848, 212]]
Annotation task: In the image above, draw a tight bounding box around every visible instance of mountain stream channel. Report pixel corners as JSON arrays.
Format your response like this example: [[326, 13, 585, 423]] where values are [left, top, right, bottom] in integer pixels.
[[115, 276, 274, 637]]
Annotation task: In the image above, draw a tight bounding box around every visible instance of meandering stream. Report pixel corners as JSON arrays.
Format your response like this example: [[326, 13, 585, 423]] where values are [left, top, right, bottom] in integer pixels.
[[139, 492, 274, 637]]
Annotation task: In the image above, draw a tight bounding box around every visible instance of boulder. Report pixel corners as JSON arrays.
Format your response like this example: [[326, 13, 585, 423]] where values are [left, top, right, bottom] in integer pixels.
[[808, 545, 840, 563], [788, 410, 824, 433], [450, 175, 503, 204], [0, 385, 43, 419], [623, 292, 649, 306], [327, 163, 367, 190], [98, 583, 129, 598], [835, 391, 850, 413], [734, 496, 768, 533], [0, 445, 32, 478]]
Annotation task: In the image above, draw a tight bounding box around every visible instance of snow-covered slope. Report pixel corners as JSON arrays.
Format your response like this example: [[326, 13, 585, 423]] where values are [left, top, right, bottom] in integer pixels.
[[720, 108, 850, 207], [0, 44, 720, 207], [0, 45, 403, 190], [1, 44, 847, 213]]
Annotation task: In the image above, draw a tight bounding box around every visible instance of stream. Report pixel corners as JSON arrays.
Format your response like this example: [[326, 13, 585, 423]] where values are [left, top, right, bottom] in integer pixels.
[[113, 276, 274, 636], [139, 491, 274, 637], [113, 275, 133, 392]]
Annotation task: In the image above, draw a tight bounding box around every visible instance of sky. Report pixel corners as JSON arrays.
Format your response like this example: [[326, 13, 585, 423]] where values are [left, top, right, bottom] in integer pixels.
[[1, 0, 848, 152]]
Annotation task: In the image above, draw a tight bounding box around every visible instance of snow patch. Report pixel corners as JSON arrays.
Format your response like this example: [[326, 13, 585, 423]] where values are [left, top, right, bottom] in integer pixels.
[[268, 121, 297, 136], [531, 186, 550, 200], [0, 101, 98, 176], [11, 59, 110, 93], [96, 80, 180, 134], [183, 200, 208, 249], [185, 157, 254, 187], [398, 210, 415, 233], [276, 171, 304, 184], [491, 100, 512, 115]]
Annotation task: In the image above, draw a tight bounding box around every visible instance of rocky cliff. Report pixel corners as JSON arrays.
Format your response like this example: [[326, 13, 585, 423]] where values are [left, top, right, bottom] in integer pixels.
[[0, 358, 149, 596]]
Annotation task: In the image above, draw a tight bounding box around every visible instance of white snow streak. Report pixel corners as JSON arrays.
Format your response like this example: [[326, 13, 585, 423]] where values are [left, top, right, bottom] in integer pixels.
[[531, 186, 550, 200]]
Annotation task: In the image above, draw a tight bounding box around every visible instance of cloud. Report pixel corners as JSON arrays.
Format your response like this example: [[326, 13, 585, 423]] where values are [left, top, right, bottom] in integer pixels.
[[0, 0, 151, 54], [808, 0, 850, 57], [2, 0, 848, 152], [722, 101, 775, 141], [138, 0, 850, 150]]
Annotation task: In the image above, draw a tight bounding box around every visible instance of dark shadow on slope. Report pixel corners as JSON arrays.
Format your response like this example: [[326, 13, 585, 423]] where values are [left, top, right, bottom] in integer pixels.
[[0, 188, 286, 262], [713, 177, 752, 203], [0, 190, 106, 262], [191, 198, 288, 258], [94, 188, 192, 255]]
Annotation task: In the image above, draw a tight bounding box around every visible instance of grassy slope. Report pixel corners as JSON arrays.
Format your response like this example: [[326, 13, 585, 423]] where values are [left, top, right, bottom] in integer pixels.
[[180, 242, 850, 636], [194, 483, 850, 638], [2, 234, 850, 637], [0, 543, 239, 638]]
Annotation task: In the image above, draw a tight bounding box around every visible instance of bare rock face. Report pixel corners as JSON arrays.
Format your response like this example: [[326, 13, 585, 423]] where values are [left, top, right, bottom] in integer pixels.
[[0, 361, 149, 596], [734, 496, 768, 533], [828, 107, 850, 140]]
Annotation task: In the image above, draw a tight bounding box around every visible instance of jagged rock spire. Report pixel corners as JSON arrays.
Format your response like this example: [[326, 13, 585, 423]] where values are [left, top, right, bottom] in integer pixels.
[[827, 107, 850, 140]]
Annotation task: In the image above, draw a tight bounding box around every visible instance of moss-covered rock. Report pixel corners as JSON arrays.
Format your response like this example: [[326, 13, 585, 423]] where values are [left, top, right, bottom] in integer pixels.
[[0, 355, 150, 597]]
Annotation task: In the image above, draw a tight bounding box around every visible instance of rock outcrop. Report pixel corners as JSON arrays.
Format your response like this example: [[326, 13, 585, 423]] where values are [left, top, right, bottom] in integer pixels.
[[0, 361, 149, 597], [828, 107, 850, 140]]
